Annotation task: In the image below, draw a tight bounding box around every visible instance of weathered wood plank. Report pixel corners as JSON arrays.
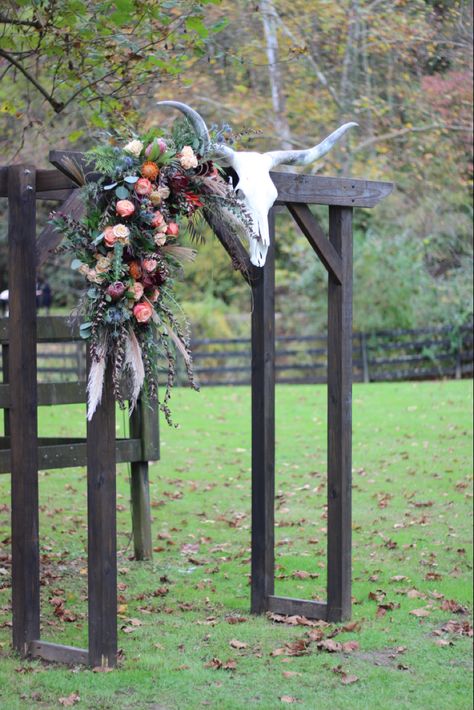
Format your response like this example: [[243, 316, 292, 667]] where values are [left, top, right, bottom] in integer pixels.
[[0, 167, 77, 197], [327, 206, 353, 622], [0, 382, 86, 407], [129, 398, 157, 561], [0, 438, 142, 475], [8, 164, 41, 654], [0, 316, 80, 343], [267, 595, 328, 620], [286, 203, 342, 284], [273, 172, 393, 207], [87, 362, 117, 668], [2, 344, 10, 436], [251, 209, 275, 614], [28, 640, 89, 665]]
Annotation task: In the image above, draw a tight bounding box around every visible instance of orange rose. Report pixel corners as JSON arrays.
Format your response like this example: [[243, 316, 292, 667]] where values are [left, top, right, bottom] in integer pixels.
[[135, 178, 153, 196], [116, 200, 135, 217], [133, 301, 154, 323], [166, 222, 179, 236], [103, 226, 117, 247]]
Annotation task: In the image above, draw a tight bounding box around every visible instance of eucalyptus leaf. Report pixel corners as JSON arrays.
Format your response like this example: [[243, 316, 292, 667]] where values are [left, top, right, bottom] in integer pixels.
[[124, 175, 139, 184], [103, 182, 118, 190], [115, 186, 130, 200], [70, 258, 83, 270]]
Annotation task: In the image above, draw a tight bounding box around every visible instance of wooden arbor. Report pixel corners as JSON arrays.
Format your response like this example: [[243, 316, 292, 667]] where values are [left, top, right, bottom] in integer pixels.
[[1, 153, 392, 667]]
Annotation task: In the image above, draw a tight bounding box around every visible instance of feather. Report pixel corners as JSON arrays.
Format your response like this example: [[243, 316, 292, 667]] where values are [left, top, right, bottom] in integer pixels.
[[87, 341, 107, 421], [61, 156, 87, 186], [125, 328, 145, 412], [166, 325, 193, 370], [161, 245, 197, 263]]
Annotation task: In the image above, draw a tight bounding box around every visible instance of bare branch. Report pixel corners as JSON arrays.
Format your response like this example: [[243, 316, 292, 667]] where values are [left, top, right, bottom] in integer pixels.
[[0, 47, 64, 112]]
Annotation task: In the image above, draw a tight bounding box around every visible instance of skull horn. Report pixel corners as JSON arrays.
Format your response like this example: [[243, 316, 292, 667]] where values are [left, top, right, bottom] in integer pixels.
[[156, 100, 211, 154], [265, 122, 358, 169]]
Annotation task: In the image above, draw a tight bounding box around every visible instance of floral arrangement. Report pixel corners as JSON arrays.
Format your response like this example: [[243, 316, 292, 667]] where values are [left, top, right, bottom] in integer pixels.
[[52, 121, 249, 423]]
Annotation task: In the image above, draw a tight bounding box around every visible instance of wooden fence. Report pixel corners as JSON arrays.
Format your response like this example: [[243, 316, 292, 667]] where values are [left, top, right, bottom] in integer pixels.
[[1, 325, 470, 387]]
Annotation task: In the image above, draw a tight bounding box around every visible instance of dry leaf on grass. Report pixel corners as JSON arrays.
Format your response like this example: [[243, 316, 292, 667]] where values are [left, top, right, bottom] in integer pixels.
[[409, 607, 431, 617], [282, 671, 302, 678], [230, 639, 247, 649], [58, 693, 80, 707], [280, 696, 299, 704]]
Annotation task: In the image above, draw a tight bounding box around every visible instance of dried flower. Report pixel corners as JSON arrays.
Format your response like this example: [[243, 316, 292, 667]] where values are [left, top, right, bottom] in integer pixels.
[[95, 255, 113, 273], [151, 211, 165, 228], [148, 288, 160, 302], [129, 261, 142, 279], [141, 161, 159, 181], [123, 139, 143, 157]]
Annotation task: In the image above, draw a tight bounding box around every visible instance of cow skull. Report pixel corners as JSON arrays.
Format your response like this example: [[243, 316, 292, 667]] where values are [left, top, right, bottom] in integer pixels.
[[157, 101, 357, 267]]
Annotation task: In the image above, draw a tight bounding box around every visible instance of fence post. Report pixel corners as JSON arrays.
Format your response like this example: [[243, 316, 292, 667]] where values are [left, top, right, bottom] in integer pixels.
[[8, 164, 41, 654], [361, 332, 370, 383]]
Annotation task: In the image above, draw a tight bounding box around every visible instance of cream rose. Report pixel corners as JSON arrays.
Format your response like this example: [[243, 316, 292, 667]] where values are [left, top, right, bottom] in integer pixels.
[[154, 234, 167, 247], [179, 146, 198, 170], [133, 282, 144, 301], [112, 224, 130, 244], [123, 139, 144, 157]]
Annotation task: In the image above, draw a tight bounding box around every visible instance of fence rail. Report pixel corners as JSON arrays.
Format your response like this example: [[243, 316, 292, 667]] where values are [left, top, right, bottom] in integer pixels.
[[0, 325, 471, 387]]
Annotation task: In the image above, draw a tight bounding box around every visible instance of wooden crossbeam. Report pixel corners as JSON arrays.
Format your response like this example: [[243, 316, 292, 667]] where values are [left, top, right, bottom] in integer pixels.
[[286, 202, 343, 284]]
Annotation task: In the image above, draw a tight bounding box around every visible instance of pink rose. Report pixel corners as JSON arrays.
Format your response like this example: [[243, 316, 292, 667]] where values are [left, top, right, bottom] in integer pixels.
[[148, 288, 160, 303], [143, 258, 158, 273], [133, 301, 154, 323], [166, 222, 179, 236], [133, 281, 144, 301], [151, 211, 164, 228], [103, 226, 117, 247], [135, 178, 153, 196], [116, 200, 135, 217]]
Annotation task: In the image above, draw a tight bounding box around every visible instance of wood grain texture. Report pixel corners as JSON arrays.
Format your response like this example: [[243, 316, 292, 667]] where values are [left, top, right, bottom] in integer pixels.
[[129, 398, 157, 561], [273, 172, 393, 207], [286, 203, 342, 283], [28, 640, 88, 665], [267, 596, 328, 620], [87, 362, 117, 667], [327, 206, 353, 622], [8, 164, 41, 654], [250, 209, 276, 613]]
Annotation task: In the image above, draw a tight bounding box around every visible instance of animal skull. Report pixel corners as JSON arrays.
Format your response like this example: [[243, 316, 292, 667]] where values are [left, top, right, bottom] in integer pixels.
[[157, 101, 357, 267]]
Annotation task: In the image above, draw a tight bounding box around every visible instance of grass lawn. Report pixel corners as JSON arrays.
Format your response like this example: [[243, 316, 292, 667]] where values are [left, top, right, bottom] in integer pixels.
[[0, 380, 472, 709]]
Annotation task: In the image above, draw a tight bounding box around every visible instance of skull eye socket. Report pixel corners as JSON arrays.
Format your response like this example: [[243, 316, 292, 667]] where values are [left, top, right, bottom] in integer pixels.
[[235, 188, 245, 199]]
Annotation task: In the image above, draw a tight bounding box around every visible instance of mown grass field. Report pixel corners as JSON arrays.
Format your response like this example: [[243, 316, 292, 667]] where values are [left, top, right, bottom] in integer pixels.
[[0, 380, 472, 710]]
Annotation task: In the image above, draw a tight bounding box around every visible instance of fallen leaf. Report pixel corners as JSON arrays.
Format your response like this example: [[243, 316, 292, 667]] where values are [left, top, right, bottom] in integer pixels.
[[342, 641, 360, 652], [441, 599, 468, 614], [434, 639, 452, 647], [230, 639, 247, 650], [58, 693, 80, 707], [341, 673, 359, 685], [92, 666, 114, 673], [226, 616, 247, 624], [280, 696, 299, 704], [410, 607, 431, 617], [390, 575, 407, 583], [317, 639, 342, 653], [282, 671, 302, 678]]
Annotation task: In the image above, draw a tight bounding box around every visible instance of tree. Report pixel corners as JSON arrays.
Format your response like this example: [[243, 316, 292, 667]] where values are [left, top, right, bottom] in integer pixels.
[[0, 0, 223, 155]]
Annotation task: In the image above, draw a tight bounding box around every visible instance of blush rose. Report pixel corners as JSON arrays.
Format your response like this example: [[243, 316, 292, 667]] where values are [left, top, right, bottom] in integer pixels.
[[133, 301, 154, 323]]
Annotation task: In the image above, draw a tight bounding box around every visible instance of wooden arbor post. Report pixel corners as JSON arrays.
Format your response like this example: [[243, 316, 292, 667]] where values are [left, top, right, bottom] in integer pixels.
[[0, 162, 161, 667], [209, 173, 392, 622]]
